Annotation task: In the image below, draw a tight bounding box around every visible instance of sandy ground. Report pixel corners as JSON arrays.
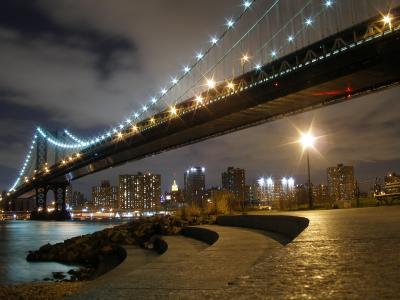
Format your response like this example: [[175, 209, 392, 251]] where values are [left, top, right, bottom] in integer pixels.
[[0, 282, 84, 300]]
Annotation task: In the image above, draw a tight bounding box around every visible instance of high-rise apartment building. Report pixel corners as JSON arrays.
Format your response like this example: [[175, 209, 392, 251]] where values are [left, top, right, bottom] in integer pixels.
[[184, 167, 206, 206], [327, 164, 355, 201], [222, 167, 245, 203], [92, 180, 119, 209], [119, 173, 161, 210]]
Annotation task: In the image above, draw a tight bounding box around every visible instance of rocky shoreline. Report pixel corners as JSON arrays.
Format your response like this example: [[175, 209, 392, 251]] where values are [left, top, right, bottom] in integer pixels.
[[26, 215, 214, 282]]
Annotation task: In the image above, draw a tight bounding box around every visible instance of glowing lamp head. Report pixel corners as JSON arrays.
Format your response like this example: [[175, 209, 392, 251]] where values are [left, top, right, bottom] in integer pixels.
[[300, 133, 315, 149], [305, 17, 313, 26], [117, 132, 123, 139], [170, 106, 177, 115], [227, 82, 235, 90], [210, 37, 218, 45], [325, 1, 332, 7], [206, 78, 216, 89], [195, 95, 203, 103], [383, 14, 392, 25], [171, 78, 178, 84], [226, 19, 235, 28], [243, 1, 252, 9], [132, 125, 138, 132], [241, 54, 249, 62], [183, 66, 190, 73], [150, 117, 155, 123], [288, 36, 294, 42]]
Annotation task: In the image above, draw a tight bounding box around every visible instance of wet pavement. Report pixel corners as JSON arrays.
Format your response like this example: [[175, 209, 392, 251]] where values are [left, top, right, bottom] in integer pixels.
[[210, 206, 400, 299], [72, 206, 400, 299]]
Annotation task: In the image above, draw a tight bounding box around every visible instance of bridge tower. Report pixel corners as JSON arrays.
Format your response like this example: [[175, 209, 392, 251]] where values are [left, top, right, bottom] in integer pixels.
[[35, 134, 48, 210]]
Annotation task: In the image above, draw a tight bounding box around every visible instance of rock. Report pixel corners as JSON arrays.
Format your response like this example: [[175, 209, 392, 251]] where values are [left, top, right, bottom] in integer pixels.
[[52, 272, 66, 280]]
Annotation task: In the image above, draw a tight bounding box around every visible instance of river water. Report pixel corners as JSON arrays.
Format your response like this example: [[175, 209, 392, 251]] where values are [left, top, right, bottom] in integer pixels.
[[0, 220, 119, 284]]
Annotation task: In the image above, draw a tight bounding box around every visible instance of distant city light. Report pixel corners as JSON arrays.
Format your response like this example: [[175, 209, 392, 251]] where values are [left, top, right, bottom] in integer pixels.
[[288, 35, 294, 42], [305, 17, 313, 26], [195, 95, 203, 103], [271, 50, 277, 57], [241, 54, 249, 62], [255, 64, 262, 70]]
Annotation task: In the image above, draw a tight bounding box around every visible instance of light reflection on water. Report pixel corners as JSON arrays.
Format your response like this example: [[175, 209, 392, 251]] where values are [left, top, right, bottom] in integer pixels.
[[0, 220, 119, 284]]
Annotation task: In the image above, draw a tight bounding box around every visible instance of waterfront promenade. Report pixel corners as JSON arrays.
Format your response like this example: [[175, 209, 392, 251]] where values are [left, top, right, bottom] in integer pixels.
[[1, 206, 399, 299], [70, 206, 400, 299]]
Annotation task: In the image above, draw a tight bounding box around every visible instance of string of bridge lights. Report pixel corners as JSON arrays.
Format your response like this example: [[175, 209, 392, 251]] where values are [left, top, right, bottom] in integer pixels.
[[7, 0, 258, 191], [7, 0, 333, 192], [8, 134, 38, 191], [40, 0, 259, 149], [9, 1, 396, 192]]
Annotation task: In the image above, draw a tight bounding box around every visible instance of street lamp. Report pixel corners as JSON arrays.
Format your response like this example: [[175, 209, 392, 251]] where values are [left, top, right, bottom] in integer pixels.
[[300, 133, 315, 209]]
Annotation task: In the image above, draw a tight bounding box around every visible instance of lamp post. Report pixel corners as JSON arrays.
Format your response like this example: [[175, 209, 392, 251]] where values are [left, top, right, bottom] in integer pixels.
[[300, 133, 315, 209]]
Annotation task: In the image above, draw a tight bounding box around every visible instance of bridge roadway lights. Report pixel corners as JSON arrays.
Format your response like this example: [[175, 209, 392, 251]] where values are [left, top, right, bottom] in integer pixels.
[[35, 182, 69, 212]]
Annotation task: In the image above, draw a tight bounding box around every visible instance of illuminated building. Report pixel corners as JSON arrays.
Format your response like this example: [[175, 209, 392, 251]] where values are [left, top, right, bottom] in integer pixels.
[[71, 191, 87, 210], [245, 184, 258, 205], [313, 184, 330, 205], [164, 179, 184, 209], [222, 167, 245, 204], [383, 172, 400, 194], [92, 180, 118, 209], [184, 167, 205, 206], [257, 177, 295, 209], [327, 164, 355, 201], [65, 185, 72, 207], [119, 173, 161, 210]]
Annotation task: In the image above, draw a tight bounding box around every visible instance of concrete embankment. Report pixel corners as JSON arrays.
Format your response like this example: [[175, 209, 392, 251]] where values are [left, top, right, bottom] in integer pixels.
[[216, 214, 309, 240], [70, 223, 289, 299]]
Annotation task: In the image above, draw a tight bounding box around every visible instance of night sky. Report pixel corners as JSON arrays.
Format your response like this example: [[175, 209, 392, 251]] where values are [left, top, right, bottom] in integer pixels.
[[1, 0, 400, 197]]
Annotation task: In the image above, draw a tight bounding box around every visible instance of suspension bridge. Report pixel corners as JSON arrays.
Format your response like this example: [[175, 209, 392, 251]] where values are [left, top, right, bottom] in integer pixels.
[[4, 0, 400, 214]]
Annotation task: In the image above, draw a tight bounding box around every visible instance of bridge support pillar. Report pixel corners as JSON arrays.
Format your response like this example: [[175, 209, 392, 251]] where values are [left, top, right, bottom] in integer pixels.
[[51, 183, 69, 212], [35, 186, 47, 211]]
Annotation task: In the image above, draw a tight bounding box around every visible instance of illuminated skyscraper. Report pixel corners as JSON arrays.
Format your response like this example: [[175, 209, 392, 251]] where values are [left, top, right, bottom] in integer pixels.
[[119, 173, 161, 210], [164, 179, 184, 209], [92, 180, 118, 209], [222, 167, 245, 203], [327, 164, 355, 201], [184, 167, 206, 206]]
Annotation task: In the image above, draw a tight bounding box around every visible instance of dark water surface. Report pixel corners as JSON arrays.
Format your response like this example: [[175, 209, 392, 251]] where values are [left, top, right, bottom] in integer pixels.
[[0, 220, 118, 284]]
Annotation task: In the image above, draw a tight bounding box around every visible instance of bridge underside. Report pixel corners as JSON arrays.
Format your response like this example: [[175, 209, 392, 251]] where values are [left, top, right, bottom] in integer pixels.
[[68, 29, 399, 181], [10, 13, 400, 199]]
